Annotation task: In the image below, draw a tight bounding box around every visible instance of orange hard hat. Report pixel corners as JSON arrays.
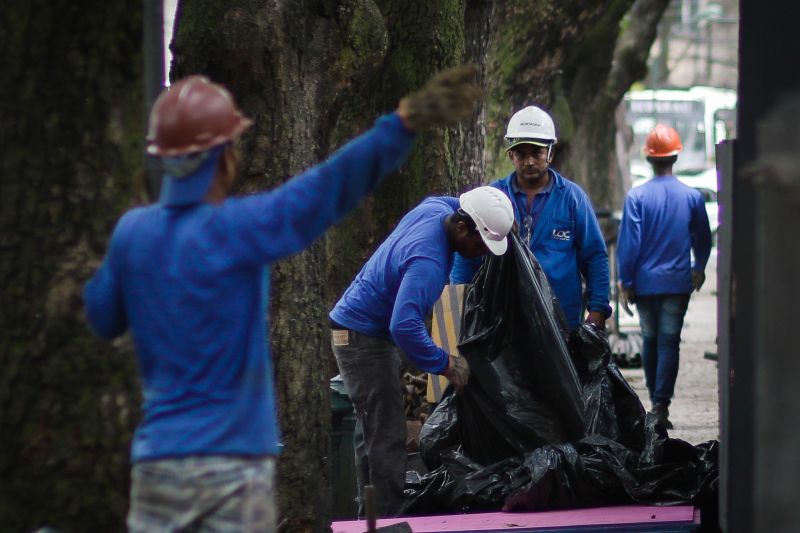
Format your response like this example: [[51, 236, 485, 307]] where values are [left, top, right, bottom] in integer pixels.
[[146, 75, 253, 157], [644, 124, 683, 158]]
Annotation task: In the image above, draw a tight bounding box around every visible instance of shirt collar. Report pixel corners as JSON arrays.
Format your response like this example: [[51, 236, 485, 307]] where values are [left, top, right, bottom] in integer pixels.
[[510, 171, 554, 196]]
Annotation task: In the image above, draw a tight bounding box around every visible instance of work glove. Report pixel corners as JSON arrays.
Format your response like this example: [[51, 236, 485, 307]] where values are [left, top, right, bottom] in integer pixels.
[[584, 311, 607, 331], [619, 284, 636, 317], [398, 65, 481, 131], [443, 354, 470, 391], [691, 270, 706, 292]]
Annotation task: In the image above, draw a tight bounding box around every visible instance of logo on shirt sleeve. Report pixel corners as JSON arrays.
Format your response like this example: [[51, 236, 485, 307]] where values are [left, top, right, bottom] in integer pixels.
[[551, 228, 572, 241]]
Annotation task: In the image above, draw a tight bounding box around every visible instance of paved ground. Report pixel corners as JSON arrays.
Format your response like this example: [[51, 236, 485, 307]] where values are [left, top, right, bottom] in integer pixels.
[[617, 251, 720, 444]]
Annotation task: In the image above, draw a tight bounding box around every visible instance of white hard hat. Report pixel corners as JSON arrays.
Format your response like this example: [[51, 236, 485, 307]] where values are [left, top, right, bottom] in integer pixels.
[[459, 186, 514, 256], [505, 105, 557, 151]]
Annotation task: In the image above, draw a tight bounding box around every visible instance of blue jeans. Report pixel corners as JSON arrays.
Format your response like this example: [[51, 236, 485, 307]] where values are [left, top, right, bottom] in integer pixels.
[[636, 293, 691, 407]]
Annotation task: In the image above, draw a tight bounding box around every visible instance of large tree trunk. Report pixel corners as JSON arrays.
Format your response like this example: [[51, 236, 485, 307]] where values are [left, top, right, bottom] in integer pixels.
[[556, 0, 671, 213], [0, 2, 144, 532], [485, 1, 616, 179], [172, 1, 487, 530], [486, 0, 668, 213], [0, 1, 669, 531], [172, 0, 667, 529]]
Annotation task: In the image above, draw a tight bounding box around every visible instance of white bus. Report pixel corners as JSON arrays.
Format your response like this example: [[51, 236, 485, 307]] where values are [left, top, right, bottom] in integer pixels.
[[624, 86, 736, 180]]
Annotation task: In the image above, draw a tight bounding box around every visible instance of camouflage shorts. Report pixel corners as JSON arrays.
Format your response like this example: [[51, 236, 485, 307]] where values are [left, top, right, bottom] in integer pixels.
[[127, 455, 276, 533]]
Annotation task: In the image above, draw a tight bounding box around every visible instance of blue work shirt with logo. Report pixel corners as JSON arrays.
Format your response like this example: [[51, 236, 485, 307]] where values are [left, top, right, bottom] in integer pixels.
[[83, 113, 415, 463], [617, 175, 712, 295], [330, 196, 459, 374], [450, 169, 611, 329]]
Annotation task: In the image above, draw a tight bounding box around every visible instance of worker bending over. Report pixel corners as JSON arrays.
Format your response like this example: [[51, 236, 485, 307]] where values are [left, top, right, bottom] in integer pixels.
[[329, 186, 514, 517]]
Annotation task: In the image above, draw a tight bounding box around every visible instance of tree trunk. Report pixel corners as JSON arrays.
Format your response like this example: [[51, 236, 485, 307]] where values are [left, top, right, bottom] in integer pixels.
[[486, 0, 668, 213], [0, 2, 144, 532], [172, 1, 486, 530], [485, 1, 617, 179], [0, 1, 670, 531], [171, 0, 668, 528], [556, 0, 671, 214]]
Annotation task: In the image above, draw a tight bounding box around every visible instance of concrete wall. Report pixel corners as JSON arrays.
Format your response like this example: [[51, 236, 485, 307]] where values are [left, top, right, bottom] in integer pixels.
[[723, 1, 800, 531], [648, 0, 738, 89]]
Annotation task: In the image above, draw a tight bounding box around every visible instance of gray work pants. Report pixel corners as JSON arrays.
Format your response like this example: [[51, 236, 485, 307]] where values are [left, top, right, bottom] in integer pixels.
[[331, 329, 406, 518]]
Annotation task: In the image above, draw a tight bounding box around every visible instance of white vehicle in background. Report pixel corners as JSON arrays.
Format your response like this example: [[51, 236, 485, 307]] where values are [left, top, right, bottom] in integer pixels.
[[623, 86, 732, 244], [677, 167, 718, 237], [624, 86, 736, 178]]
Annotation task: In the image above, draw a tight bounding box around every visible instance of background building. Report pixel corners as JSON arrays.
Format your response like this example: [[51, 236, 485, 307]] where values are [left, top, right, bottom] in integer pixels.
[[648, 0, 739, 90]]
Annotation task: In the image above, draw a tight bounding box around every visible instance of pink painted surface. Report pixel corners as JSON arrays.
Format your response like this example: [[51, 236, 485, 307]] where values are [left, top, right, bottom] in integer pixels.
[[331, 505, 699, 533]]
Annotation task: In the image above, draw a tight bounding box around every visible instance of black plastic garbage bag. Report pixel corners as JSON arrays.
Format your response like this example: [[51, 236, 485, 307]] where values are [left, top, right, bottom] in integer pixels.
[[502, 422, 719, 511], [407, 231, 718, 517], [409, 423, 717, 515], [569, 323, 646, 450], [458, 233, 586, 445], [418, 389, 460, 469], [420, 380, 554, 469], [404, 450, 523, 515]]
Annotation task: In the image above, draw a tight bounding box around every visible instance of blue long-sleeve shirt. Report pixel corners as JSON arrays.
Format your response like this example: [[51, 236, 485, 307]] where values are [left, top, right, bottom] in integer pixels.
[[83, 113, 415, 462], [450, 169, 611, 329], [617, 175, 712, 295], [329, 197, 459, 374]]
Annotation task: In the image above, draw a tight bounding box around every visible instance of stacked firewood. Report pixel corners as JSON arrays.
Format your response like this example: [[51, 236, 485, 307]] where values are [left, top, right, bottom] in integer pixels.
[[402, 372, 430, 452]]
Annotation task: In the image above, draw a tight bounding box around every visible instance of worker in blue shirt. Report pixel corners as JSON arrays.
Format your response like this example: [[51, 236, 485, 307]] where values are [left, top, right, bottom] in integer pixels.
[[450, 106, 611, 331], [617, 124, 712, 430], [83, 68, 479, 532], [329, 186, 514, 517]]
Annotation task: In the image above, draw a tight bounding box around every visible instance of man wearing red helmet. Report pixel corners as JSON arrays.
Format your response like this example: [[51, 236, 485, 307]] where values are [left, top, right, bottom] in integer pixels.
[[83, 68, 479, 532], [616, 124, 712, 430]]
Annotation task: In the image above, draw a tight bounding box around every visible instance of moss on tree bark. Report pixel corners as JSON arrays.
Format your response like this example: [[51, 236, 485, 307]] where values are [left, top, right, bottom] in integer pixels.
[[173, 1, 486, 530], [486, 0, 669, 215], [0, 2, 144, 531], [0, 1, 669, 530]]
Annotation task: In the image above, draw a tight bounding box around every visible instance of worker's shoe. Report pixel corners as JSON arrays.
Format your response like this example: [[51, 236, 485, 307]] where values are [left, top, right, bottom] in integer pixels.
[[650, 403, 674, 430]]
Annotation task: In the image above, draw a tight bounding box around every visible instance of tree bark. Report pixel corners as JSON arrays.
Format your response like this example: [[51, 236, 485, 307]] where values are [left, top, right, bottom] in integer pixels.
[[0, 2, 144, 531], [0, 1, 669, 531], [173, 1, 485, 530], [486, 0, 669, 213], [556, 0, 671, 213], [485, 1, 616, 179]]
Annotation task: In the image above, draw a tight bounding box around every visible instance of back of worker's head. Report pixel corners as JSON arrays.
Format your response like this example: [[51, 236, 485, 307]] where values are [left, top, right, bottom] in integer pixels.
[[147, 76, 253, 205], [644, 124, 682, 174], [505, 105, 557, 161], [458, 186, 514, 256]]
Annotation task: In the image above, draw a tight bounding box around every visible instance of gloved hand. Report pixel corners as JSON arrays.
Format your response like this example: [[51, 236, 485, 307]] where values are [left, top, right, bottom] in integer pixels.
[[443, 354, 470, 391], [397, 65, 481, 131], [691, 270, 706, 292], [584, 311, 607, 330], [619, 284, 636, 317]]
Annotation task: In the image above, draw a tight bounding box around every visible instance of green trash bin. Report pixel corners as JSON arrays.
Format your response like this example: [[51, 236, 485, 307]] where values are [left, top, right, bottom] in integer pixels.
[[330, 375, 358, 519]]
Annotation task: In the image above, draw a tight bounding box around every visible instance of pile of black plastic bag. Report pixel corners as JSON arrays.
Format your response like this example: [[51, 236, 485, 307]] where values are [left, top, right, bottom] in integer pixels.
[[403, 233, 718, 526]]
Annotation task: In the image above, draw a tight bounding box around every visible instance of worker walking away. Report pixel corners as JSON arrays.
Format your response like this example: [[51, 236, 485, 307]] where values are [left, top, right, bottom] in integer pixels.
[[83, 67, 480, 533], [329, 186, 514, 517], [449, 106, 611, 332], [616, 124, 712, 429]]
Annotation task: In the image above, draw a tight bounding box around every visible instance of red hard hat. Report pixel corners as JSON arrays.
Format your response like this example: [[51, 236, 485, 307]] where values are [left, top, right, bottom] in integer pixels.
[[146, 75, 253, 157], [644, 124, 683, 158]]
